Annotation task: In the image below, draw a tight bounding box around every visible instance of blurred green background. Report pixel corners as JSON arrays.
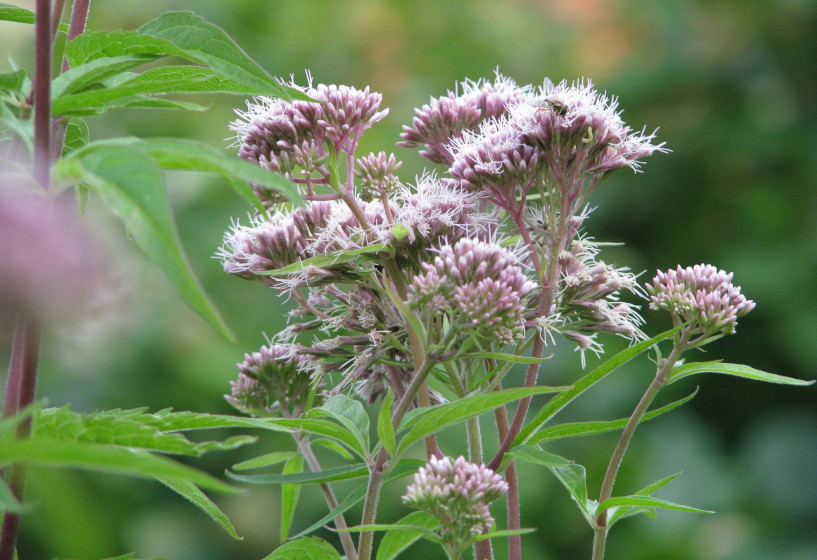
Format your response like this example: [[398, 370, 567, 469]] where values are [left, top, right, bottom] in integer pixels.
[[2, 0, 816, 559]]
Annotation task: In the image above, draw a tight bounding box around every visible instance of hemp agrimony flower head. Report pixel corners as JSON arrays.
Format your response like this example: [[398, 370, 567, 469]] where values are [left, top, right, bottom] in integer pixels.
[[230, 78, 388, 202], [646, 264, 756, 341], [408, 238, 536, 345], [398, 72, 531, 164], [226, 343, 318, 417], [355, 151, 402, 202], [402, 456, 508, 542]]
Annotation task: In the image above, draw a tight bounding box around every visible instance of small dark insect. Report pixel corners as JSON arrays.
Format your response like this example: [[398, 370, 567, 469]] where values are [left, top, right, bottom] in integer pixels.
[[533, 97, 568, 117]]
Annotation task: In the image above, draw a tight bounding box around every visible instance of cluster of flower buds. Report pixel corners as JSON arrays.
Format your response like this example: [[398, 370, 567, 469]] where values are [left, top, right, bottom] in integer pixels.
[[355, 151, 402, 202], [398, 73, 530, 164], [226, 343, 318, 417], [646, 264, 755, 340], [408, 238, 536, 345], [403, 456, 508, 541], [230, 79, 388, 203]]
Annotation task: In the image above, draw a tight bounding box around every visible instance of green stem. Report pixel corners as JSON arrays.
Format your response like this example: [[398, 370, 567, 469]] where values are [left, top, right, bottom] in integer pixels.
[[591, 336, 689, 560]]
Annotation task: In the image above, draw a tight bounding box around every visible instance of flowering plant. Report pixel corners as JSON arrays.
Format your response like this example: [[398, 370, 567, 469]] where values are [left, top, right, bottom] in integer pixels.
[[0, 4, 812, 560]]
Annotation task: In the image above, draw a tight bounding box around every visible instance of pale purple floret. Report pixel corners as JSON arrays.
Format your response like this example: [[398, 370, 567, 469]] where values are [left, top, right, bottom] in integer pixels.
[[226, 343, 317, 416], [398, 72, 531, 165], [402, 455, 508, 538], [408, 238, 536, 344], [646, 264, 755, 337]]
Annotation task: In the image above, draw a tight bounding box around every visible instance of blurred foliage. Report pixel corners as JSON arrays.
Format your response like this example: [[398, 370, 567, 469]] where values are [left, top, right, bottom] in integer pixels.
[[2, 0, 816, 559]]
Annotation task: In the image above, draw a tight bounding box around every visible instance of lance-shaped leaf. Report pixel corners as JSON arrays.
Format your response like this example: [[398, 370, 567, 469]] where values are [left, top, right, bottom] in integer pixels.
[[271, 417, 367, 460], [667, 361, 814, 386], [258, 244, 390, 276], [376, 511, 440, 560], [596, 495, 713, 518], [232, 451, 297, 471], [514, 326, 682, 447], [0, 439, 236, 493], [53, 143, 234, 341], [509, 446, 594, 524], [377, 389, 396, 456], [311, 395, 370, 454], [0, 2, 68, 31], [528, 389, 698, 444], [261, 537, 340, 560], [158, 478, 241, 540], [227, 462, 369, 485], [280, 455, 304, 541], [51, 54, 157, 100], [607, 473, 682, 527], [395, 386, 563, 457]]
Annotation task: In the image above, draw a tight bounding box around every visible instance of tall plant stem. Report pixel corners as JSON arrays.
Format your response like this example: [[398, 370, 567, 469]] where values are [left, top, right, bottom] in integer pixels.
[[0, 2, 52, 558], [292, 432, 358, 560], [493, 385, 521, 560], [591, 337, 688, 560]]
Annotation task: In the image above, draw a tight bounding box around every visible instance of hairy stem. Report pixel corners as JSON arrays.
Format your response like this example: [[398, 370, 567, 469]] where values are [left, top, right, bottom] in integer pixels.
[[591, 337, 689, 560]]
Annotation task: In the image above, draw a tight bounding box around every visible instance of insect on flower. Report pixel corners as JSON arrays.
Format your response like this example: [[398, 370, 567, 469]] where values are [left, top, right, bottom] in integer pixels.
[[532, 97, 568, 117]]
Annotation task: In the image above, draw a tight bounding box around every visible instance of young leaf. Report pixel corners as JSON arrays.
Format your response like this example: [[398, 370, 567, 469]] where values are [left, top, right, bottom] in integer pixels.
[[158, 478, 242, 540], [63, 117, 90, 154], [607, 473, 682, 527], [376, 511, 439, 560], [528, 389, 698, 444], [288, 458, 425, 540], [509, 447, 593, 522], [53, 143, 234, 341], [0, 67, 26, 91], [377, 388, 396, 456], [667, 361, 814, 386], [396, 386, 563, 457], [514, 326, 682, 447], [257, 244, 389, 276], [0, 3, 68, 32], [280, 455, 305, 541], [137, 12, 308, 100], [457, 352, 552, 364], [0, 439, 237, 493], [227, 462, 369, 485], [0, 477, 22, 513], [314, 395, 370, 452], [261, 537, 341, 560], [232, 451, 298, 471], [310, 438, 355, 460], [596, 495, 713, 517]]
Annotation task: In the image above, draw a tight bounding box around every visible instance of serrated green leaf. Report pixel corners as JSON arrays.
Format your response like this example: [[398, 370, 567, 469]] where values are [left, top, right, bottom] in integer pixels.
[[376, 511, 440, 560], [158, 478, 241, 539], [597, 495, 712, 517], [514, 326, 682, 447], [52, 65, 266, 116], [396, 386, 562, 457], [508, 445, 574, 468], [228, 462, 368, 485], [0, 439, 237, 493], [377, 389, 396, 457], [288, 458, 425, 540], [528, 389, 698, 444], [53, 143, 234, 341], [280, 454, 304, 541], [262, 536, 340, 560], [233, 451, 298, 471], [55, 94, 210, 117], [667, 361, 814, 386], [138, 12, 308, 100], [51, 55, 157, 100], [0, 3, 68, 32]]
